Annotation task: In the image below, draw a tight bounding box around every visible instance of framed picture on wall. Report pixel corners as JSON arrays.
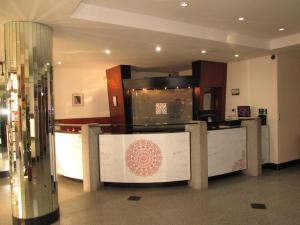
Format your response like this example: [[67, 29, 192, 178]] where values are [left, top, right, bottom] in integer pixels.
[[72, 93, 84, 106]]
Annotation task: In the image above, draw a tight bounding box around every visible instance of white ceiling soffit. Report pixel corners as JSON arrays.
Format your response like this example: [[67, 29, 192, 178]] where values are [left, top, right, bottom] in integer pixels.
[[71, 3, 270, 50], [270, 33, 300, 50]]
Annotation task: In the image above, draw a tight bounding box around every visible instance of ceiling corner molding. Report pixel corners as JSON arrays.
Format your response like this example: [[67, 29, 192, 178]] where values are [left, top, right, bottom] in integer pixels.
[[71, 3, 269, 50], [270, 33, 300, 50]]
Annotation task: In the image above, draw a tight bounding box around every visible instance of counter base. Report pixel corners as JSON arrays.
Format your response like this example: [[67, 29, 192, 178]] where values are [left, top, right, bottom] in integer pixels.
[[104, 180, 188, 188], [263, 159, 300, 170]]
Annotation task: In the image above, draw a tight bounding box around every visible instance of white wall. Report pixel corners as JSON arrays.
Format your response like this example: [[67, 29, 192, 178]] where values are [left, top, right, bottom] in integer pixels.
[[226, 56, 279, 163], [54, 66, 110, 119], [226, 60, 249, 117], [277, 55, 300, 163]]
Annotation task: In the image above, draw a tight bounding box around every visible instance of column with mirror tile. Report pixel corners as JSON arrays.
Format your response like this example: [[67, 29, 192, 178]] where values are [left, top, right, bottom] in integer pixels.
[[4, 21, 59, 225]]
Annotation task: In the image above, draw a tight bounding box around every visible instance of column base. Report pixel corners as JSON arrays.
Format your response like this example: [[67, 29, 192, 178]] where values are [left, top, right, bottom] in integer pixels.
[[0, 171, 9, 178], [12, 208, 59, 225]]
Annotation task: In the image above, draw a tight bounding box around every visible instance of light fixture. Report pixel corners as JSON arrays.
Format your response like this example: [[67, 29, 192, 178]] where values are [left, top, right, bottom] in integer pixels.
[[180, 1, 189, 7], [201, 50, 206, 54], [58, 61, 62, 65], [238, 17, 245, 21], [164, 87, 167, 90], [234, 54, 240, 58], [155, 46, 161, 52], [278, 28, 285, 31], [105, 49, 111, 54]]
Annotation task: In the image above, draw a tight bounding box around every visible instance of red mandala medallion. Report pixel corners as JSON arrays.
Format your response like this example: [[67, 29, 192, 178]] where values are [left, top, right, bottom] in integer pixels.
[[126, 139, 162, 177]]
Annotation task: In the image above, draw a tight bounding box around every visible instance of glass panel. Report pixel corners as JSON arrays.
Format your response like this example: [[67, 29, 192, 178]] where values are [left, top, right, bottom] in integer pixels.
[[132, 88, 193, 125], [203, 93, 212, 110]]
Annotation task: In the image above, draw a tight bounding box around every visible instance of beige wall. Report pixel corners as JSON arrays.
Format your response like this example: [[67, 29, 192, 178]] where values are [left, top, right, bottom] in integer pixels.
[[226, 56, 279, 163], [226, 60, 249, 117], [54, 66, 110, 119], [277, 55, 300, 163]]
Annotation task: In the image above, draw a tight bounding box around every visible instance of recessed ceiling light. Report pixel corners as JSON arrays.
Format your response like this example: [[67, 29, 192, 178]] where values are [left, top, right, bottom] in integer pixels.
[[180, 1, 189, 7], [155, 46, 161, 52], [58, 61, 62, 65], [105, 50, 111, 54], [201, 50, 206, 54], [238, 17, 245, 21], [278, 28, 285, 31], [234, 54, 240, 58]]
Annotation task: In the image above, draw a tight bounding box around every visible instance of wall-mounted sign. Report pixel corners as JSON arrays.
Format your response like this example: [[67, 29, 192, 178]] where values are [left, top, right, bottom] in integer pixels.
[[231, 88, 240, 95], [112, 96, 118, 107]]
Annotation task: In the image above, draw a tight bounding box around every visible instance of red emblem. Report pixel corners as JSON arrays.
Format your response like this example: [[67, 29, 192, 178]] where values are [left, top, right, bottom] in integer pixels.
[[126, 139, 162, 177]]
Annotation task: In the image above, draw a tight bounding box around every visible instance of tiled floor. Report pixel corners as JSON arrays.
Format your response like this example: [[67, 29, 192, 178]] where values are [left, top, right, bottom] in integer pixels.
[[1, 166, 300, 225]]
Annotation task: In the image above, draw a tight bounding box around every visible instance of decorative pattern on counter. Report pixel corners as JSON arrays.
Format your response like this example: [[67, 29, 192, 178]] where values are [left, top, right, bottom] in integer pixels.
[[126, 139, 162, 177], [155, 103, 167, 115]]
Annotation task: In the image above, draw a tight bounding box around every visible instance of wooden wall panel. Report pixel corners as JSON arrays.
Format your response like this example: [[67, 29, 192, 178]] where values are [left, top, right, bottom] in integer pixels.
[[192, 61, 227, 121], [106, 65, 131, 125], [106, 66, 126, 125]]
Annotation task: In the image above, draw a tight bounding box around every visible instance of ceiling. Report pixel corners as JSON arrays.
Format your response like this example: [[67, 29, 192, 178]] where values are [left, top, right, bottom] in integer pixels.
[[0, 0, 299, 70]]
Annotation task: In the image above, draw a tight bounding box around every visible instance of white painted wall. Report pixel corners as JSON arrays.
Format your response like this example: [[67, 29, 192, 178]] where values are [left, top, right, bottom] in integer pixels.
[[277, 55, 300, 163], [226, 60, 249, 117], [226, 56, 279, 163], [53, 66, 110, 119]]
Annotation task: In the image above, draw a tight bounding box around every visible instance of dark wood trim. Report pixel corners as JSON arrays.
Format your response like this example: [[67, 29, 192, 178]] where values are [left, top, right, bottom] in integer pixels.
[[263, 159, 300, 170], [123, 76, 199, 90], [193, 87, 201, 120], [13, 207, 59, 225], [104, 181, 188, 188], [55, 117, 111, 125], [208, 171, 242, 181]]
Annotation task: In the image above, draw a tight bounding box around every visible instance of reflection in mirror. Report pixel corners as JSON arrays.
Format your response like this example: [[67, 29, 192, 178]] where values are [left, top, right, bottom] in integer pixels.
[[0, 83, 9, 177], [4, 21, 59, 223]]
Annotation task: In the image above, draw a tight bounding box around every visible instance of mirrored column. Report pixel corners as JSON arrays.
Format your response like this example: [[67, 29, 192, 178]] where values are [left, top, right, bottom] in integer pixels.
[[4, 21, 59, 225]]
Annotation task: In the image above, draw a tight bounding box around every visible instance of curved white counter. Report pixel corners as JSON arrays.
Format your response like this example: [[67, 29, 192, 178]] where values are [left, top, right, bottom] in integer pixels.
[[54, 126, 250, 185], [55, 132, 83, 180]]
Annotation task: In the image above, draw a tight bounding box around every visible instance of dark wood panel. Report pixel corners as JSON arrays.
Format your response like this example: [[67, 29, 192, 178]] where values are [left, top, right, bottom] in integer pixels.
[[55, 117, 111, 124], [106, 65, 126, 124], [123, 76, 199, 90], [192, 60, 227, 121], [106, 65, 131, 125], [193, 87, 201, 120], [200, 61, 226, 87]]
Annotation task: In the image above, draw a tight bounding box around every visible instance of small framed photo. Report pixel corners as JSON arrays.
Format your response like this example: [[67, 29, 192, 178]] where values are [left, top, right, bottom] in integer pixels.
[[72, 93, 84, 106], [231, 88, 240, 96]]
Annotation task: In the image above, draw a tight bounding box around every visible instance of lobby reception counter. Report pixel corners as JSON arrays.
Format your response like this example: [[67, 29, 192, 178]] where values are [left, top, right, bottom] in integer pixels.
[[208, 127, 247, 177], [99, 132, 191, 183], [55, 120, 263, 191]]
